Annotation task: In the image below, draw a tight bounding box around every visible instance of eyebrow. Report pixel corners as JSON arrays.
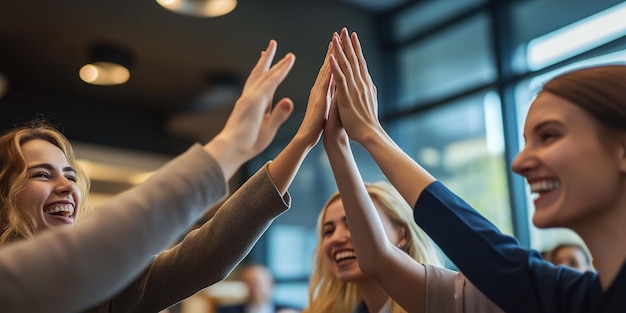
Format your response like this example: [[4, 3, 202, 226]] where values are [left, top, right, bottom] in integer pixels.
[[523, 120, 562, 143], [27, 163, 76, 173], [532, 120, 561, 132], [322, 216, 348, 228]]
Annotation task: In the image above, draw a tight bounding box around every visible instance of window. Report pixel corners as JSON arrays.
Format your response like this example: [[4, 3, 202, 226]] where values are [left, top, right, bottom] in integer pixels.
[[390, 90, 513, 235], [397, 13, 496, 110]]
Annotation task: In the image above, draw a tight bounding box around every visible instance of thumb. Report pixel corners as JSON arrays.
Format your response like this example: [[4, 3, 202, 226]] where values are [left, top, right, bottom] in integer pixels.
[[267, 98, 294, 129]]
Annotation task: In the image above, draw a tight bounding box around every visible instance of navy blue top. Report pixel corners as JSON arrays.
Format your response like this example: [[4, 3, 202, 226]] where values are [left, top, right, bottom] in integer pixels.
[[414, 181, 626, 313]]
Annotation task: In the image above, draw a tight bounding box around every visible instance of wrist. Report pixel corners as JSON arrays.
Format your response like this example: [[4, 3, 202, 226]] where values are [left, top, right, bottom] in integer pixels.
[[203, 133, 246, 180], [359, 126, 390, 152], [292, 131, 321, 151]]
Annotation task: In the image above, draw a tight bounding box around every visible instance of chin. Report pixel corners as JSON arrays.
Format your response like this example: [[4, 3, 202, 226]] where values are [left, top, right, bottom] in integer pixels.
[[533, 212, 567, 229], [334, 269, 365, 283]]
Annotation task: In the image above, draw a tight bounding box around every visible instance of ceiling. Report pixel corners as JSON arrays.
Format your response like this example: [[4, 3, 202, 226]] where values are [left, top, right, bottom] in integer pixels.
[[0, 0, 412, 158]]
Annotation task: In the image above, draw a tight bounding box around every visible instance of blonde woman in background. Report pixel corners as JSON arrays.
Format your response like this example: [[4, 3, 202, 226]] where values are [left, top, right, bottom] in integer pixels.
[[302, 181, 444, 313]]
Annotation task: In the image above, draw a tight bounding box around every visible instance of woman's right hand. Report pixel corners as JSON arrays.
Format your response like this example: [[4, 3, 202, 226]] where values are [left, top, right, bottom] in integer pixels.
[[329, 28, 384, 145]]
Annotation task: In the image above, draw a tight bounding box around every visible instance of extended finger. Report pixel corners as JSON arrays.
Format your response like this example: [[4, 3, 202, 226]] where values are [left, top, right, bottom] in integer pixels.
[[247, 40, 278, 84], [258, 52, 295, 94], [341, 28, 362, 80], [351, 32, 373, 88], [331, 32, 355, 86], [309, 44, 333, 107], [261, 98, 293, 140], [330, 38, 355, 102], [311, 42, 334, 93]]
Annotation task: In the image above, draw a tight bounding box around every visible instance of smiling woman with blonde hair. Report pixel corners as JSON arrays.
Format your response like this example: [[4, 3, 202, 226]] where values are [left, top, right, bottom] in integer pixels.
[[303, 181, 443, 313], [0, 122, 93, 245]]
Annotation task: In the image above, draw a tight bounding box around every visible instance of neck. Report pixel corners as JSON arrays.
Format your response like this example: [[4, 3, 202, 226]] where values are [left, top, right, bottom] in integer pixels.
[[357, 278, 389, 313], [574, 197, 626, 290]]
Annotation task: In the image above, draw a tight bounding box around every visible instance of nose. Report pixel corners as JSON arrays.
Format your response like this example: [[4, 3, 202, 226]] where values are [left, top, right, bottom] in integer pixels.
[[511, 146, 536, 176], [331, 225, 351, 243], [55, 177, 76, 195]]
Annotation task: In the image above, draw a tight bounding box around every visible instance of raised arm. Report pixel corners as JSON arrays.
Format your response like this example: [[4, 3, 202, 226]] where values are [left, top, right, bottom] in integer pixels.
[[267, 41, 333, 194], [0, 39, 295, 313], [323, 94, 430, 313], [113, 42, 335, 312], [329, 29, 566, 313], [329, 28, 435, 207]]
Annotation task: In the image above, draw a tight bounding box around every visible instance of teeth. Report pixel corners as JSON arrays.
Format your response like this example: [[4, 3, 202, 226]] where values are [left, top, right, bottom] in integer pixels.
[[335, 251, 356, 262], [45, 204, 74, 217], [530, 180, 560, 193]]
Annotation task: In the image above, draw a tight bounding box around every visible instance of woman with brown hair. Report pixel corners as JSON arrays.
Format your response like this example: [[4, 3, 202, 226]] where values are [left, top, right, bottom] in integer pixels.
[[329, 26, 626, 312]]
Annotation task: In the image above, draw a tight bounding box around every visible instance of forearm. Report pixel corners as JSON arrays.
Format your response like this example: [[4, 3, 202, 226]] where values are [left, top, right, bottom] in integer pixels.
[[326, 139, 429, 313], [129, 164, 289, 312], [0, 144, 227, 313], [360, 127, 435, 208], [268, 135, 314, 195], [325, 140, 395, 273], [203, 133, 247, 181]]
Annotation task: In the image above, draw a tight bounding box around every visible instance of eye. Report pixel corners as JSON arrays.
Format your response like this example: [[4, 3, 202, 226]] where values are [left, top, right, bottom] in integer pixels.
[[30, 171, 50, 179], [65, 175, 77, 183], [539, 130, 560, 143], [322, 227, 335, 237]]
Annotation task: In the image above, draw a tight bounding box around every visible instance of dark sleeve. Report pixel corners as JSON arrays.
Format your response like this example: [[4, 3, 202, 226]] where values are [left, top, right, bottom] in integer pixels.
[[0, 144, 228, 313], [104, 162, 290, 312], [413, 181, 601, 313]]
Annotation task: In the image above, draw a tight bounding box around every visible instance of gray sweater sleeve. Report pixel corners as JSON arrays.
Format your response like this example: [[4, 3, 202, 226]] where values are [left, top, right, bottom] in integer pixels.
[[93, 161, 291, 313], [0, 144, 227, 313]]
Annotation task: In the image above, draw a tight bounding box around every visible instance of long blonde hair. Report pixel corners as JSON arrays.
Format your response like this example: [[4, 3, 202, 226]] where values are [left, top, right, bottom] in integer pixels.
[[0, 121, 92, 245], [303, 181, 443, 313]]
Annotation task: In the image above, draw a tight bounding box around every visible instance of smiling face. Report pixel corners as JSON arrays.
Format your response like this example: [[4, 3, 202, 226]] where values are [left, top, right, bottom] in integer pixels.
[[320, 197, 401, 283], [15, 139, 80, 232], [512, 92, 624, 229]]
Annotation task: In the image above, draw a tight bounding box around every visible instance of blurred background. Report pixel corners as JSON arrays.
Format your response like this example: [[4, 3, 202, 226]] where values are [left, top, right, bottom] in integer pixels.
[[1, 0, 625, 310]]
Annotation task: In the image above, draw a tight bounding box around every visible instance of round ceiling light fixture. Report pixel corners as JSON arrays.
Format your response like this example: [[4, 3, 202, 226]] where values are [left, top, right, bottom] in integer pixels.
[[156, 0, 237, 18], [79, 43, 133, 86]]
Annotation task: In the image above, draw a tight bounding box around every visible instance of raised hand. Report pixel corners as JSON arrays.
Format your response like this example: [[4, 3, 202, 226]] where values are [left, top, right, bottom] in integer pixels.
[[322, 89, 349, 152], [205, 40, 295, 179], [329, 28, 381, 145], [266, 41, 334, 195], [294, 41, 334, 148], [330, 28, 435, 208]]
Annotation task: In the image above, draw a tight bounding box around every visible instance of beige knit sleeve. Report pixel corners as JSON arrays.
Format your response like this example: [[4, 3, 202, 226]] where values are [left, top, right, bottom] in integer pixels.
[[424, 264, 504, 313]]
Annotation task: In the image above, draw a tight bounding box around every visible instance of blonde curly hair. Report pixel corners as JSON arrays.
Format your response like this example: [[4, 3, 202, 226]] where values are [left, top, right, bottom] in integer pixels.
[[0, 121, 92, 245]]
